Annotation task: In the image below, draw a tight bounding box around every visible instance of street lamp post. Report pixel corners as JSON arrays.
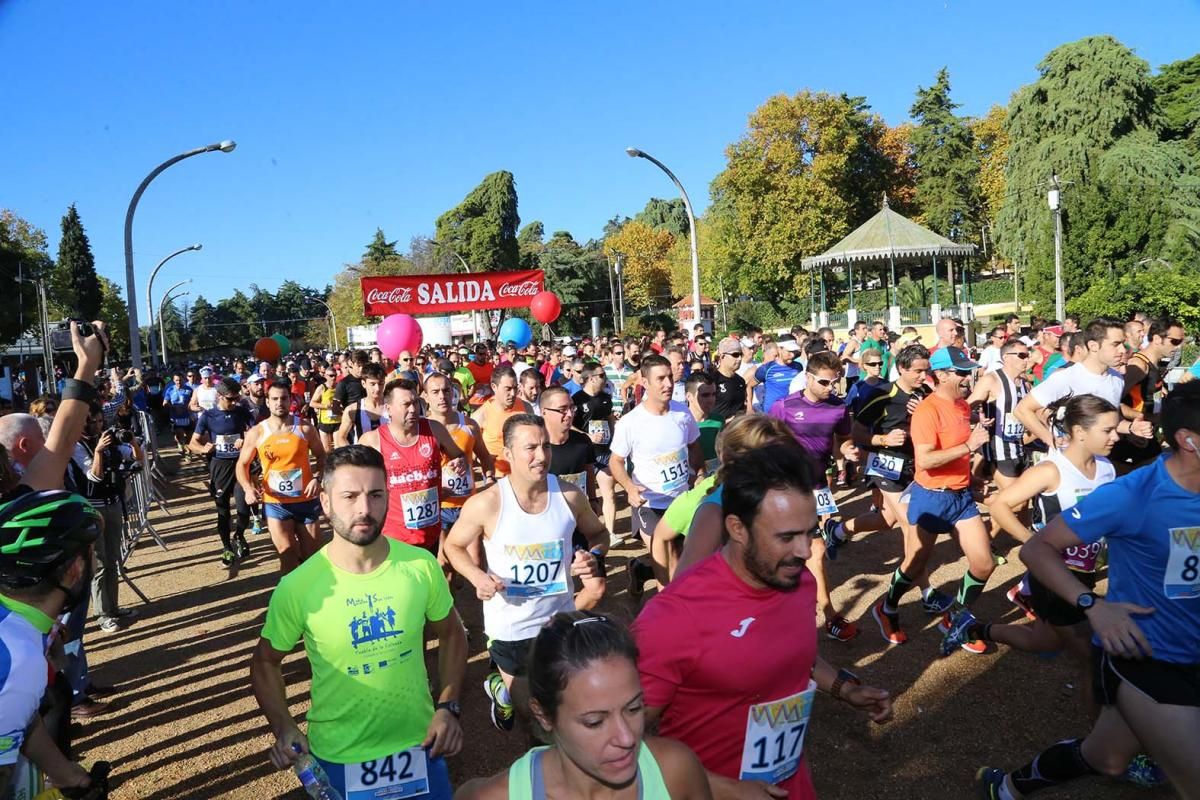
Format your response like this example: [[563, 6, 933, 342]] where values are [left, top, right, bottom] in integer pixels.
[[308, 297, 338, 350], [429, 238, 483, 341], [626, 147, 701, 336], [158, 279, 191, 368], [124, 140, 236, 369], [146, 244, 202, 368]]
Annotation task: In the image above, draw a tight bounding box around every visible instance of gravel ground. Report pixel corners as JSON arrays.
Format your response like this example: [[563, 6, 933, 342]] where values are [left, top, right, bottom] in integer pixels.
[[72, 447, 1176, 799]]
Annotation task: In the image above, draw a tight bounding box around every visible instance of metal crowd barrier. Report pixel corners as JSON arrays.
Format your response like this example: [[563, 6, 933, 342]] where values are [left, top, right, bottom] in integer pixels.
[[113, 410, 175, 604]]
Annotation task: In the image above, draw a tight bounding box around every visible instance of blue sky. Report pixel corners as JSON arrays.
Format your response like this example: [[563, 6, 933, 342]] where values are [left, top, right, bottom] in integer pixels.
[[3, 1, 1198, 310]]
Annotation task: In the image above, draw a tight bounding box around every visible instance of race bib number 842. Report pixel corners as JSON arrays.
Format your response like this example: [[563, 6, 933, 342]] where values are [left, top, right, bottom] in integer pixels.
[[345, 746, 429, 798]]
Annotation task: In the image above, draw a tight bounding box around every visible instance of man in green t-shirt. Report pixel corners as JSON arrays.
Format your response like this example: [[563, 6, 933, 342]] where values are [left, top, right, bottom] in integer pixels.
[[251, 445, 467, 798], [685, 372, 722, 473]]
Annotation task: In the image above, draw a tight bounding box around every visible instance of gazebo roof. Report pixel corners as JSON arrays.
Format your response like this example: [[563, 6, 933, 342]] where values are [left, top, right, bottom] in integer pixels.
[[671, 294, 718, 309], [801, 197, 977, 269]]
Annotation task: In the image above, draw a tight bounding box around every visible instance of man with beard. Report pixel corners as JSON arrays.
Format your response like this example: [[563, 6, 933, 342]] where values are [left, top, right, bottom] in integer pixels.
[[359, 379, 466, 555], [444, 415, 606, 733], [473, 366, 534, 477], [632, 443, 893, 800], [242, 373, 270, 422], [237, 380, 327, 575], [251, 445, 466, 800]]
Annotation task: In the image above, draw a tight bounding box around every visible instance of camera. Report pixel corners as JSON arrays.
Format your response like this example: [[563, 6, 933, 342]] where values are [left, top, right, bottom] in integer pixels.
[[105, 427, 135, 446], [49, 320, 97, 351]]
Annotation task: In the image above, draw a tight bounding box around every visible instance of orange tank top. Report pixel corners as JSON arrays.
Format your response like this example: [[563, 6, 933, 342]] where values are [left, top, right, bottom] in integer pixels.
[[257, 416, 313, 504], [441, 413, 477, 509], [480, 399, 531, 476]]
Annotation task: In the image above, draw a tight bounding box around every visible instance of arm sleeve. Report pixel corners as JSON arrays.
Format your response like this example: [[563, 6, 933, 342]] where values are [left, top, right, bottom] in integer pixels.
[[194, 412, 210, 438], [1029, 370, 1067, 407], [631, 597, 696, 710], [609, 416, 632, 458], [260, 580, 305, 653], [1061, 476, 1137, 545], [0, 646, 43, 766]]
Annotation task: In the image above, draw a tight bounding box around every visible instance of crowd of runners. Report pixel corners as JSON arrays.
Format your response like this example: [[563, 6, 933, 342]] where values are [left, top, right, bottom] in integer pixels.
[[1, 311, 1198, 799]]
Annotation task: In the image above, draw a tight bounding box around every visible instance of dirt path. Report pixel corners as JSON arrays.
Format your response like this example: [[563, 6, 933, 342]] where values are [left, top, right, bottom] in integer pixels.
[[75, 448, 1174, 799]]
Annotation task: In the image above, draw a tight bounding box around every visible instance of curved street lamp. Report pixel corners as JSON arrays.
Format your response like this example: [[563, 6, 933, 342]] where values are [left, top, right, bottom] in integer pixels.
[[308, 297, 338, 351], [124, 140, 236, 368], [146, 244, 202, 368], [158, 279, 192, 368], [626, 147, 701, 335], [429, 238, 482, 341]]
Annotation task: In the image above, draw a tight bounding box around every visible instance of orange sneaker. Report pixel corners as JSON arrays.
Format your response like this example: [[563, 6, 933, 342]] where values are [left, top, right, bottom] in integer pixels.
[[871, 601, 907, 645]]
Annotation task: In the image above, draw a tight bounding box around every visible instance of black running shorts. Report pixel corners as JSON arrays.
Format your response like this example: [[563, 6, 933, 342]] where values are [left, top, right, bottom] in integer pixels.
[[1093, 645, 1200, 707], [488, 637, 535, 678]]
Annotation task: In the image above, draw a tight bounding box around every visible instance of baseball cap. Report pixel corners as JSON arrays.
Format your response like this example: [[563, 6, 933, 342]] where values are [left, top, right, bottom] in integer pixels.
[[777, 336, 801, 353], [718, 337, 742, 356], [1043, 324, 1064, 336], [199, 367, 213, 378], [246, 373, 265, 384], [740, 336, 756, 349], [929, 346, 980, 372], [562, 345, 578, 356]]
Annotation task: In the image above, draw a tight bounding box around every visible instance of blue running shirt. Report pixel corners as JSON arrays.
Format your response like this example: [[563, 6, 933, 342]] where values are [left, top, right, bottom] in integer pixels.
[[1064, 455, 1200, 663]]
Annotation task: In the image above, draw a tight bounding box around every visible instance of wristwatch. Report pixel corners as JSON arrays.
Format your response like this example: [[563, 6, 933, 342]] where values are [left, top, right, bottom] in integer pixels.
[[435, 700, 461, 718], [830, 668, 861, 701], [1075, 592, 1098, 612]]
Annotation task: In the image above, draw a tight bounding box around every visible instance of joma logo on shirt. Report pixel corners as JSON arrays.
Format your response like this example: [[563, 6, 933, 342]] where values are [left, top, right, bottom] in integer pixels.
[[750, 696, 811, 726]]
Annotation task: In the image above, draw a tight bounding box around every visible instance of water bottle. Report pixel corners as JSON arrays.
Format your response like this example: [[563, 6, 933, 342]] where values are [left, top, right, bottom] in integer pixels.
[[293, 749, 343, 800]]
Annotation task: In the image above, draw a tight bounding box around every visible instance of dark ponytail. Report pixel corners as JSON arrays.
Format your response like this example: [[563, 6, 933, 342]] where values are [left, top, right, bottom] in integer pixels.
[[1044, 393, 1118, 437]]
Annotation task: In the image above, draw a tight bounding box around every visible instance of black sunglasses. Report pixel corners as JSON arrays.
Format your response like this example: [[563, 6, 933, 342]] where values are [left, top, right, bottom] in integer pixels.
[[1167, 336, 1184, 346], [1008, 351, 1030, 359], [863, 361, 883, 367], [813, 378, 836, 387]]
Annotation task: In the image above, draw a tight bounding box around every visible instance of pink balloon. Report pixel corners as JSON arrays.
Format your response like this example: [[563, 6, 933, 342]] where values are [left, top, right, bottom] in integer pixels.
[[376, 314, 423, 360]]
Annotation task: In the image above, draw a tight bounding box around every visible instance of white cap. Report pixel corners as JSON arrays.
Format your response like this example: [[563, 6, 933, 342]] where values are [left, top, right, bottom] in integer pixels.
[[562, 346, 578, 356]]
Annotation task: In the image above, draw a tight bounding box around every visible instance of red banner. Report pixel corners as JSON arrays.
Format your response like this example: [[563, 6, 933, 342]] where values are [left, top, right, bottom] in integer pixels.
[[361, 270, 545, 316]]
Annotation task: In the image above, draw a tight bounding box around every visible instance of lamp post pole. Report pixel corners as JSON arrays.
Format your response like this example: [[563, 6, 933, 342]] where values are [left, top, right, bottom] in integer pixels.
[[309, 297, 338, 350], [124, 140, 236, 369], [158, 279, 191, 368], [428, 238, 483, 341], [146, 243, 202, 368], [626, 148, 701, 336]]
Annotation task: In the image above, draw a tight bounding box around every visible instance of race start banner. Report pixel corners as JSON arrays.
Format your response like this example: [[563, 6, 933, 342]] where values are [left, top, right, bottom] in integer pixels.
[[361, 270, 544, 316]]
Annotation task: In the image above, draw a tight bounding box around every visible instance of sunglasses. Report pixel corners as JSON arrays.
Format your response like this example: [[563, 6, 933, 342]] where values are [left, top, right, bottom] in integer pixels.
[[813, 378, 836, 387], [612, 350, 624, 355], [400, 358, 411, 363], [1167, 337, 1184, 346], [1008, 351, 1030, 359], [863, 361, 883, 367], [543, 405, 574, 415]]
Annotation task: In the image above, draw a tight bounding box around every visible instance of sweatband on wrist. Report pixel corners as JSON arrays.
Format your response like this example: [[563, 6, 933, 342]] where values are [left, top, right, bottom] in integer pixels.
[[61, 379, 98, 403]]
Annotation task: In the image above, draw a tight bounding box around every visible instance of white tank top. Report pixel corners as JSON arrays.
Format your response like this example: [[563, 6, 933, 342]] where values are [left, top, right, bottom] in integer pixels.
[[1035, 448, 1115, 572], [482, 476, 577, 642]]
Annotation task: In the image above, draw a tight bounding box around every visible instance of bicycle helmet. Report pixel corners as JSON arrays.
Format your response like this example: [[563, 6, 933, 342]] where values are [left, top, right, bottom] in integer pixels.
[[0, 490, 101, 590]]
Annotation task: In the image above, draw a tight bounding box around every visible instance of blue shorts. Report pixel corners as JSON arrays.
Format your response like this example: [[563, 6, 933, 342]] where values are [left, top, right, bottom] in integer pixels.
[[314, 751, 451, 800], [906, 483, 978, 535], [264, 498, 322, 525], [440, 506, 461, 529]]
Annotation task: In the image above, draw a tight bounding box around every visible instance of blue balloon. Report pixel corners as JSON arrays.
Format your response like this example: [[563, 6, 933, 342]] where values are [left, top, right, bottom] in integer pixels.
[[498, 317, 533, 349]]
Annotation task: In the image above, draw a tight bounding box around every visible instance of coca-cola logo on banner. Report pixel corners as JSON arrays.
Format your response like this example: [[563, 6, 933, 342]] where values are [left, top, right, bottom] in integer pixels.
[[361, 270, 545, 315]]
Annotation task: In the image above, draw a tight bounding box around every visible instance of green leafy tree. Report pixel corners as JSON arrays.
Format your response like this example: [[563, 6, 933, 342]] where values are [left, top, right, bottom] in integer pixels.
[[635, 198, 689, 239], [188, 296, 218, 350], [97, 277, 131, 360], [0, 210, 52, 348], [1153, 53, 1200, 158], [435, 171, 520, 273], [537, 231, 610, 333], [215, 290, 259, 348], [909, 69, 980, 242], [994, 36, 1166, 309], [50, 205, 102, 320], [710, 90, 898, 302], [517, 221, 545, 271], [1071, 262, 1200, 331], [971, 105, 1010, 262], [363, 228, 400, 265]]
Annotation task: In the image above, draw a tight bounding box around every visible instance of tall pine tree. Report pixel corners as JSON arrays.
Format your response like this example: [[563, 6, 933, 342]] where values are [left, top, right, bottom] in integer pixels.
[[54, 204, 102, 320], [909, 68, 979, 242]]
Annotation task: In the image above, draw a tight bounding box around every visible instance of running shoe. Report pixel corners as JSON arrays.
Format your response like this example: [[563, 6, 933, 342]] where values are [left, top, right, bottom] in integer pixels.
[[836, 469, 849, 488], [991, 547, 1008, 566], [824, 617, 859, 642], [221, 548, 236, 568], [627, 556, 652, 603], [921, 589, 955, 615], [1006, 584, 1037, 621], [234, 537, 250, 561], [484, 672, 514, 732], [871, 601, 907, 645], [975, 767, 1010, 799], [98, 616, 120, 634], [250, 515, 264, 535], [1122, 754, 1167, 788], [940, 611, 988, 655], [820, 519, 846, 561]]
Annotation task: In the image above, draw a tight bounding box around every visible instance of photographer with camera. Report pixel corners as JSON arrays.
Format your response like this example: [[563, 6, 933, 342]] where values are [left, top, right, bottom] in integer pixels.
[[68, 404, 142, 634], [1, 321, 113, 799]]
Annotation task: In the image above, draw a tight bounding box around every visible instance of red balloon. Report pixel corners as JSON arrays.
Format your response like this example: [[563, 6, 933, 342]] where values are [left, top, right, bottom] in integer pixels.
[[530, 291, 562, 324], [254, 337, 281, 362]]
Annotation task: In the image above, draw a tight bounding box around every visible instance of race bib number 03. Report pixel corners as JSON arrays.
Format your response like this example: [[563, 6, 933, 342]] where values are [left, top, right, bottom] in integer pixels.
[[503, 539, 568, 598], [402, 487, 439, 530], [345, 746, 429, 798], [865, 451, 905, 482], [268, 468, 303, 498], [739, 679, 816, 784], [813, 487, 838, 516], [1164, 526, 1200, 600]]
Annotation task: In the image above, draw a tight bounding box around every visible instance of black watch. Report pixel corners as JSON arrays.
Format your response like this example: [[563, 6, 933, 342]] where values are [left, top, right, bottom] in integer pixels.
[[436, 700, 461, 718], [1075, 592, 1098, 612]]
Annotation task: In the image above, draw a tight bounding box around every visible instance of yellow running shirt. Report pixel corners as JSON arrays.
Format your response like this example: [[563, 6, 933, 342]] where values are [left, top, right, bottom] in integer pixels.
[[260, 538, 453, 763]]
